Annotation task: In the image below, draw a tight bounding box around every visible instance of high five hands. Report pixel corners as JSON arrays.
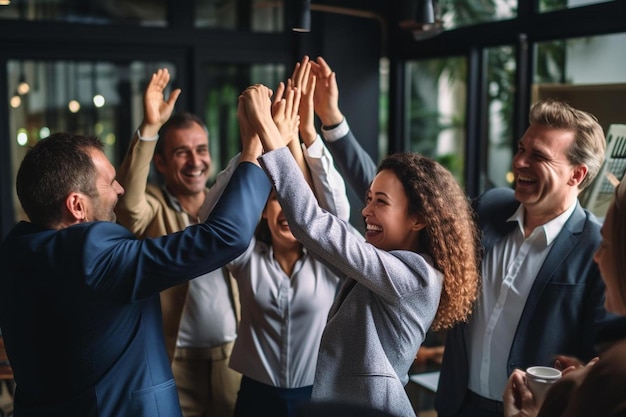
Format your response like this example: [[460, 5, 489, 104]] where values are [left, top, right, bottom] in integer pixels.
[[271, 81, 301, 146], [238, 82, 301, 152], [238, 56, 348, 156]]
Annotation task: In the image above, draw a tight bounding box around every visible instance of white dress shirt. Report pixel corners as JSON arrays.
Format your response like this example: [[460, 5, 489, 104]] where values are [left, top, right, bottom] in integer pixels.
[[467, 201, 576, 400]]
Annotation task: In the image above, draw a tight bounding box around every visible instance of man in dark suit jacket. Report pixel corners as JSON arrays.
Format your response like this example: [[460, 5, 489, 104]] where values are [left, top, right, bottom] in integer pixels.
[[0, 131, 270, 417], [435, 100, 608, 417]]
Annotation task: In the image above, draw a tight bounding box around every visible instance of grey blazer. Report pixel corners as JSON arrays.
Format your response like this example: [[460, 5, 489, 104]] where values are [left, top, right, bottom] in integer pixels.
[[259, 147, 443, 417]]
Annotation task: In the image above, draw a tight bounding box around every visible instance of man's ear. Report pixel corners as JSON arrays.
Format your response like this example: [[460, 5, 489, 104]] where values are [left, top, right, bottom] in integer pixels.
[[65, 192, 86, 222], [154, 154, 166, 174], [569, 164, 588, 187]]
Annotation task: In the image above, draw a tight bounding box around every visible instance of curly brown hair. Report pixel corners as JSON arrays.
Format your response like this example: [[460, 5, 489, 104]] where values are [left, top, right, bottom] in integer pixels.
[[378, 153, 481, 330]]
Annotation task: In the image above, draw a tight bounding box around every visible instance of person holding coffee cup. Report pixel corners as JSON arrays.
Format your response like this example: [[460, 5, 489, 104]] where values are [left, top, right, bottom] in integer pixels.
[[503, 176, 626, 417], [523, 366, 562, 405]]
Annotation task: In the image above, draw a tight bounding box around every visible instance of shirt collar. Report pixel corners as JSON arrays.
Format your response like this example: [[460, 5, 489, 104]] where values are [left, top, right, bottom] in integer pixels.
[[267, 243, 309, 264], [507, 201, 577, 245], [162, 185, 184, 213]]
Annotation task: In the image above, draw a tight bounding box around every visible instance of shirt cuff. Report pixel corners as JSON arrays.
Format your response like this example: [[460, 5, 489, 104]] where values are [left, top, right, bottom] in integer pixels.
[[302, 134, 324, 158], [321, 118, 349, 143], [137, 129, 159, 142]]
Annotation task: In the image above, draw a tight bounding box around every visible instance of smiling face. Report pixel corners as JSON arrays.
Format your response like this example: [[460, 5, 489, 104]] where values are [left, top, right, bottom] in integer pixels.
[[154, 122, 212, 197], [262, 191, 298, 247], [361, 169, 425, 252], [513, 124, 587, 220]]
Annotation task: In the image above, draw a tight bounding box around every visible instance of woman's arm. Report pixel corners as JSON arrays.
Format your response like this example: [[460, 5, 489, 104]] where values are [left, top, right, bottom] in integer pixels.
[[302, 137, 350, 222]]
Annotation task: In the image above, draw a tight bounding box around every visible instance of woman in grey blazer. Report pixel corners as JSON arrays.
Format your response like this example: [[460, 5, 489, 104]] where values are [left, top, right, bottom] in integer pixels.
[[238, 79, 481, 417]]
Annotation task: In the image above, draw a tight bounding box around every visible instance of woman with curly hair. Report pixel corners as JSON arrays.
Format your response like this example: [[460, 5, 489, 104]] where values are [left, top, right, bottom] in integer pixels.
[[236, 57, 480, 417]]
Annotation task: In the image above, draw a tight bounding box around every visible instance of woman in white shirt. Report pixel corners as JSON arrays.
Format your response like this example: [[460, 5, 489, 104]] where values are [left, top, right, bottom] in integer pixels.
[[205, 67, 350, 417]]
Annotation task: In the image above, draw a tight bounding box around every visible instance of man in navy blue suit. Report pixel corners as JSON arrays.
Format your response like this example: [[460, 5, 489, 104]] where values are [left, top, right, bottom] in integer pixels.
[[0, 130, 270, 417]]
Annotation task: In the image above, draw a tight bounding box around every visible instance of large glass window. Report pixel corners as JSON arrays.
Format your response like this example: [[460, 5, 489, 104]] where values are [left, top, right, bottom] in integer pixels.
[[485, 45, 516, 190], [405, 56, 467, 183], [533, 32, 626, 132], [0, 0, 167, 26], [439, 0, 516, 30], [0, 0, 286, 30], [201, 63, 286, 175], [533, 32, 626, 217], [195, 0, 284, 31], [7, 59, 287, 224], [7, 60, 175, 222]]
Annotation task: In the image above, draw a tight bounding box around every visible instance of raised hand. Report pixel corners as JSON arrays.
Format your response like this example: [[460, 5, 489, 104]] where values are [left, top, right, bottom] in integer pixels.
[[240, 83, 272, 126], [309, 57, 343, 127], [237, 95, 262, 164], [271, 81, 301, 147], [141, 68, 181, 137], [290, 56, 317, 146], [287, 57, 316, 188], [239, 84, 283, 152]]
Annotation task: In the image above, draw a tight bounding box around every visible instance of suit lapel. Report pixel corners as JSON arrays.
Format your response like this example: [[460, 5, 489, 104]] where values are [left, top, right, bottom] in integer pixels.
[[520, 202, 586, 320]]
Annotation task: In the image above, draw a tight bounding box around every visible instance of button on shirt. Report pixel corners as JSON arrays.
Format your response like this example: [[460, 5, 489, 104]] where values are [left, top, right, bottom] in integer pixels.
[[467, 202, 576, 400]]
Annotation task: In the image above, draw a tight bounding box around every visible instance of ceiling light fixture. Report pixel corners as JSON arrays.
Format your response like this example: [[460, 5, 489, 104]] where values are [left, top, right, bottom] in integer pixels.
[[292, 0, 311, 32], [398, 0, 442, 41]]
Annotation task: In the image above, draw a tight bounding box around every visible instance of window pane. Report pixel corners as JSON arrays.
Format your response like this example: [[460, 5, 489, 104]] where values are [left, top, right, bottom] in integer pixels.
[[485, 45, 516, 191], [0, 0, 167, 26], [195, 0, 284, 32], [201, 63, 286, 177], [533, 33, 626, 128], [7, 60, 175, 222], [533, 32, 626, 217], [538, 0, 613, 13], [439, 0, 517, 30], [405, 57, 467, 183]]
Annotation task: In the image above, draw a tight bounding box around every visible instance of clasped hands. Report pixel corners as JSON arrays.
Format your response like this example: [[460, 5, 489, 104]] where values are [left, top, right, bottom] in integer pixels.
[[237, 56, 336, 155], [237, 79, 302, 154]]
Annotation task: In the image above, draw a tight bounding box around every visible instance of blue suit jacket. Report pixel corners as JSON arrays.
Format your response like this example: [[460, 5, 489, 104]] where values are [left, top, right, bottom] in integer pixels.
[[0, 162, 271, 417], [435, 187, 607, 416]]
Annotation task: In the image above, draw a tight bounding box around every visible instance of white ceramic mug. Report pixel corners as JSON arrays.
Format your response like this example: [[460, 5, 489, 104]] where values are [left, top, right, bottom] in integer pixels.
[[525, 366, 562, 404]]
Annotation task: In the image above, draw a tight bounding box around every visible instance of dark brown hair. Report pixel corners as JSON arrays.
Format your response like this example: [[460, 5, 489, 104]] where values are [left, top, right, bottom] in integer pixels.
[[155, 111, 209, 157], [16, 132, 104, 228]]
